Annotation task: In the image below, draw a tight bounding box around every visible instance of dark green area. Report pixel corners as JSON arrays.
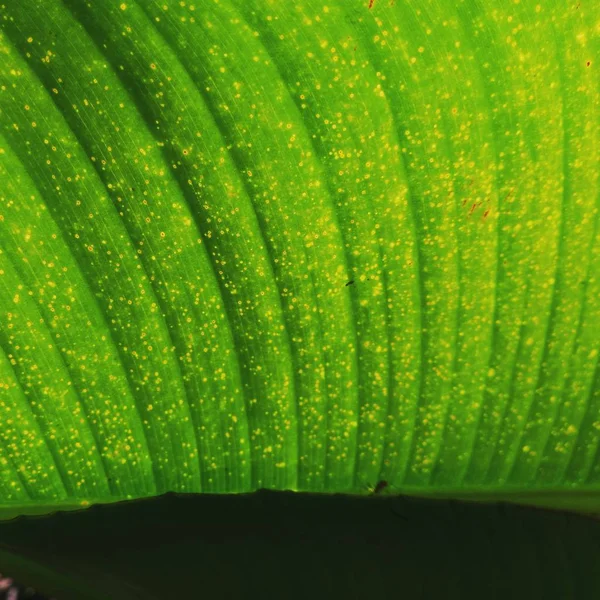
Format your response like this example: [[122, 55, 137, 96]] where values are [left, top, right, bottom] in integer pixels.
[[1, 490, 599, 599]]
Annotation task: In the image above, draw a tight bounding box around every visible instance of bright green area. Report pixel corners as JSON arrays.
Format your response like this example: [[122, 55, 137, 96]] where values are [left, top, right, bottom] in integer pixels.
[[0, 0, 598, 516]]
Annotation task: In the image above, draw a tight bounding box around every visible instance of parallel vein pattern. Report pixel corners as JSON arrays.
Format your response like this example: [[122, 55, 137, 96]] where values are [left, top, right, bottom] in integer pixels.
[[0, 0, 598, 507]]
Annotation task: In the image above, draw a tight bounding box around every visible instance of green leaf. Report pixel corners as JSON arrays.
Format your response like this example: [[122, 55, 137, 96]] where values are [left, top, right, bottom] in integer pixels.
[[0, 0, 599, 595]]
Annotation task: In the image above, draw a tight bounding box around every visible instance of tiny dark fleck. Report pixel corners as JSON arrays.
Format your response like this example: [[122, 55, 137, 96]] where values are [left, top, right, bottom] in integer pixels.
[[368, 0, 374, 8], [345, 280, 355, 286], [586, 61, 591, 67], [372, 480, 389, 494]]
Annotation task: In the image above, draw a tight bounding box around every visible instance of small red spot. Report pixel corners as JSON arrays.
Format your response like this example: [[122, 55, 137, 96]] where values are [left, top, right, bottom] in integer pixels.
[[369, 0, 374, 8], [483, 208, 491, 220]]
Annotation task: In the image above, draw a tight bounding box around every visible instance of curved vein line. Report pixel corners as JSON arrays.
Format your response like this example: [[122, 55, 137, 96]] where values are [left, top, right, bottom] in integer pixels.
[[0, 138, 141, 497], [367, 3, 453, 484], [130, 0, 298, 489], [332, 1, 412, 488], [226, 1, 361, 489], [536, 45, 600, 485], [0, 337, 56, 501], [452, 3, 503, 486], [3, 24, 174, 492], [54, 9, 241, 490], [550, 224, 600, 483], [428, 167, 462, 484], [407, 1, 493, 486], [257, 9, 369, 490], [480, 282, 531, 485], [143, 0, 315, 488], [23, 9, 223, 489], [2, 244, 111, 486], [505, 22, 569, 484], [201, 0, 339, 489], [281, 1, 404, 488], [581, 358, 600, 484], [0, 135, 113, 493], [52, 6, 262, 492], [393, 4, 444, 486], [480, 160, 545, 484], [480, 144, 552, 483], [84, 24, 256, 488]]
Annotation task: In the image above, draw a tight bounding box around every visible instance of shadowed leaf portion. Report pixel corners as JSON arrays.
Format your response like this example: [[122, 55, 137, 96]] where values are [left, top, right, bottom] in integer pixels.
[[0, 491, 599, 599]]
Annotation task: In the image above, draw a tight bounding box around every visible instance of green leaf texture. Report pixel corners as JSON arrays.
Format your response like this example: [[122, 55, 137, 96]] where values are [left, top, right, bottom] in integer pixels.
[[0, 0, 599, 513]]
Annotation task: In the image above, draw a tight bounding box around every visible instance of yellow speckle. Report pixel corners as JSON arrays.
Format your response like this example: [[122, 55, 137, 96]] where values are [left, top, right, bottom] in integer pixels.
[[13, 294, 20, 304], [147, 404, 153, 411], [27, 37, 33, 43], [589, 349, 598, 359], [487, 368, 495, 378], [232, 415, 238, 423], [120, 3, 127, 10]]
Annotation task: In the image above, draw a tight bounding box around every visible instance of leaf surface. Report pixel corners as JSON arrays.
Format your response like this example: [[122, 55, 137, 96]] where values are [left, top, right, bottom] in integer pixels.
[[0, 0, 599, 519]]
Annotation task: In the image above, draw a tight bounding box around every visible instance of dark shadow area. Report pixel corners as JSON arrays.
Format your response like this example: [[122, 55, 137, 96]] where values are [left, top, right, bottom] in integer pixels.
[[0, 489, 599, 599]]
